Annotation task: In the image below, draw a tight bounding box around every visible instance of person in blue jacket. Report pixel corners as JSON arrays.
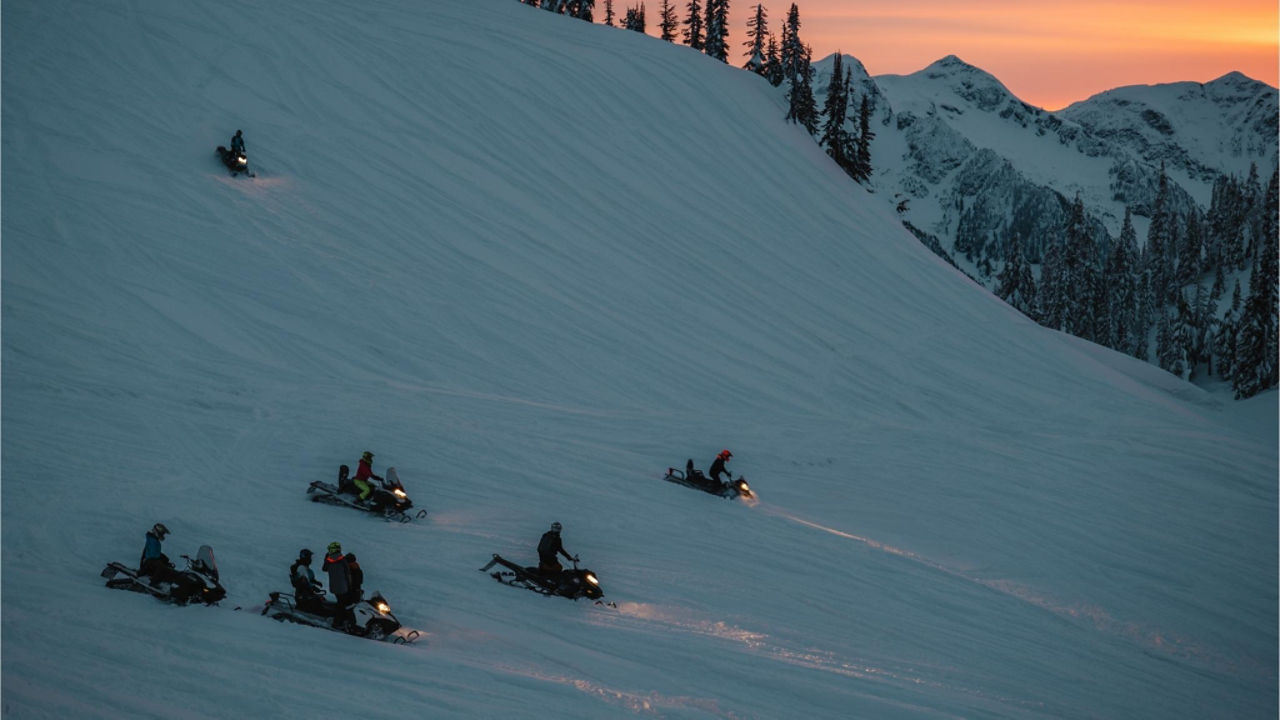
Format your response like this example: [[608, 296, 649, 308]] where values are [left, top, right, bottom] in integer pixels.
[[229, 129, 245, 156], [139, 523, 173, 585]]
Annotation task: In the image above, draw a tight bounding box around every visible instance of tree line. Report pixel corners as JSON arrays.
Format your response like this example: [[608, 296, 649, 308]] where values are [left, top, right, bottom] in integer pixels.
[[517, 1, 874, 181], [993, 164, 1278, 399]]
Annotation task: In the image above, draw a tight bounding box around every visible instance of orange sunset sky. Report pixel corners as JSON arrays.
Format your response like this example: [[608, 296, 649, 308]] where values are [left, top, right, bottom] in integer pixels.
[[633, 0, 1279, 110]]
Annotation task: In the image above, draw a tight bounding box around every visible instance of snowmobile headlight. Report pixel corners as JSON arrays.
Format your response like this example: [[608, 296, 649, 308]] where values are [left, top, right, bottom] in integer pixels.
[[376, 601, 391, 613], [739, 481, 750, 492], [585, 573, 599, 586], [236, 155, 247, 165], [393, 488, 407, 498]]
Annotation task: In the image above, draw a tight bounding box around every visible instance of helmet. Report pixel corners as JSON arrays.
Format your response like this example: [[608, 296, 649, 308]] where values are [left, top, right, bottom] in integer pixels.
[[299, 548, 313, 560], [235, 129, 242, 136], [550, 522, 562, 533], [361, 451, 374, 461], [327, 541, 341, 554], [718, 449, 732, 460], [151, 523, 170, 539]]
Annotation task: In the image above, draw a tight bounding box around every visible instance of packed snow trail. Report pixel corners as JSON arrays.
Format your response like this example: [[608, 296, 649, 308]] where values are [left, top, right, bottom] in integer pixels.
[[758, 504, 1268, 680]]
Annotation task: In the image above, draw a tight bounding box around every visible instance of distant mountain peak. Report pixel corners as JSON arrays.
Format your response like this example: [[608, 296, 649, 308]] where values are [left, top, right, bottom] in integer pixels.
[[1209, 70, 1262, 87], [911, 55, 1017, 112]]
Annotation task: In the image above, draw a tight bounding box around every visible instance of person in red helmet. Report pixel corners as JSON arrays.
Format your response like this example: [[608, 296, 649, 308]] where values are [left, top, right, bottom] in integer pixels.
[[708, 450, 733, 489]]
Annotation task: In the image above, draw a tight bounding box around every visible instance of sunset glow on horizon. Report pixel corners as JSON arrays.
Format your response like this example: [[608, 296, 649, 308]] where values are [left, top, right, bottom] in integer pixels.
[[650, 0, 1279, 110]]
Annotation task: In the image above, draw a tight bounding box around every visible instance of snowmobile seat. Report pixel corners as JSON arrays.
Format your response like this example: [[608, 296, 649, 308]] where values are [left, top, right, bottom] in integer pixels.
[[337, 464, 353, 494]]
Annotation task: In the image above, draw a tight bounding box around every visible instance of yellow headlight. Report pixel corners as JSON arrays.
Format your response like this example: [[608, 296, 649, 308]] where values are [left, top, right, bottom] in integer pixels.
[[585, 573, 599, 585], [376, 602, 391, 613], [394, 489, 407, 498]]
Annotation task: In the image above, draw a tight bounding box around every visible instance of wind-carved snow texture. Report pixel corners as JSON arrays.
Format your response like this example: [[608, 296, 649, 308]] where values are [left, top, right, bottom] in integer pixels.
[[2, 1, 1276, 719]]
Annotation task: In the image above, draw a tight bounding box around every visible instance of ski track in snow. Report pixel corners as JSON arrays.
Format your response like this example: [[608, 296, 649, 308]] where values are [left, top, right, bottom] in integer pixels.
[[590, 600, 1040, 718], [759, 504, 1262, 680]]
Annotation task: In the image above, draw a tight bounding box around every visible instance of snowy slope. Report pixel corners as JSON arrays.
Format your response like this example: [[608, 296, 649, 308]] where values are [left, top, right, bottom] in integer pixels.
[[2, 1, 1276, 719]]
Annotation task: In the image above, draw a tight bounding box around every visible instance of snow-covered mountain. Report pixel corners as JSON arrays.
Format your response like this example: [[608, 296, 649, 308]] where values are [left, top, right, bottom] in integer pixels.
[[1061, 71, 1279, 189], [3, 1, 1276, 719], [814, 53, 1278, 270]]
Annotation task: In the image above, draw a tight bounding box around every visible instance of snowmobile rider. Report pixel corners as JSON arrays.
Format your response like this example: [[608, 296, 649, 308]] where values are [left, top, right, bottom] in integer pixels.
[[537, 522, 576, 576], [229, 129, 245, 156], [139, 523, 174, 586], [345, 553, 364, 599], [708, 449, 733, 489], [290, 548, 325, 613], [323, 542, 359, 631], [351, 451, 384, 505]]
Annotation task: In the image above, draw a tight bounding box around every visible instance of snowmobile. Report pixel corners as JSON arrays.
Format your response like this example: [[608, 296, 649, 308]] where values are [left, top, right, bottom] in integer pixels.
[[215, 145, 253, 177], [101, 545, 227, 606], [663, 461, 754, 500], [480, 554, 606, 602], [307, 465, 427, 523], [259, 589, 420, 644]]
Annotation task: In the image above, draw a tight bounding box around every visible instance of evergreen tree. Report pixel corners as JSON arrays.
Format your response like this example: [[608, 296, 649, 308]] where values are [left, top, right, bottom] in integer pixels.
[[682, 0, 703, 49], [658, 0, 678, 41], [1243, 162, 1264, 261], [703, 0, 729, 62], [1132, 271, 1152, 361], [1156, 305, 1190, 379], [819, 55, 853, 175], [742, 3, 768, 75], [1209, 173, 1246, 271], [622, 3, 646, 31], [1145, 164, 1175, 305], [1104, 206, 1140, 354], [604, 0, 616, 24], [784, 44, 818, 134], [1210, 263, 1225, 301], [779, 7, 816, 132], [1060, 195, 1100, 341], [1232, 210, 1279, 398], [1175, 209, 1203, 289], [1214, 280, 1242, 381], [1038, 235, 1065, 330], [852, 94, 874, 182], [763, 32, 783, 86], [996, 234, 1038, 318], [567, 0, 595, 19], [1185, 283, 1215, 378]]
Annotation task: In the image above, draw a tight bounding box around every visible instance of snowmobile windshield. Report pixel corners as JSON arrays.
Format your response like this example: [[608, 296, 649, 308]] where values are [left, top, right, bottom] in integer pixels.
[[384, 467, 404, 491], [195, 545, 219, 580]]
